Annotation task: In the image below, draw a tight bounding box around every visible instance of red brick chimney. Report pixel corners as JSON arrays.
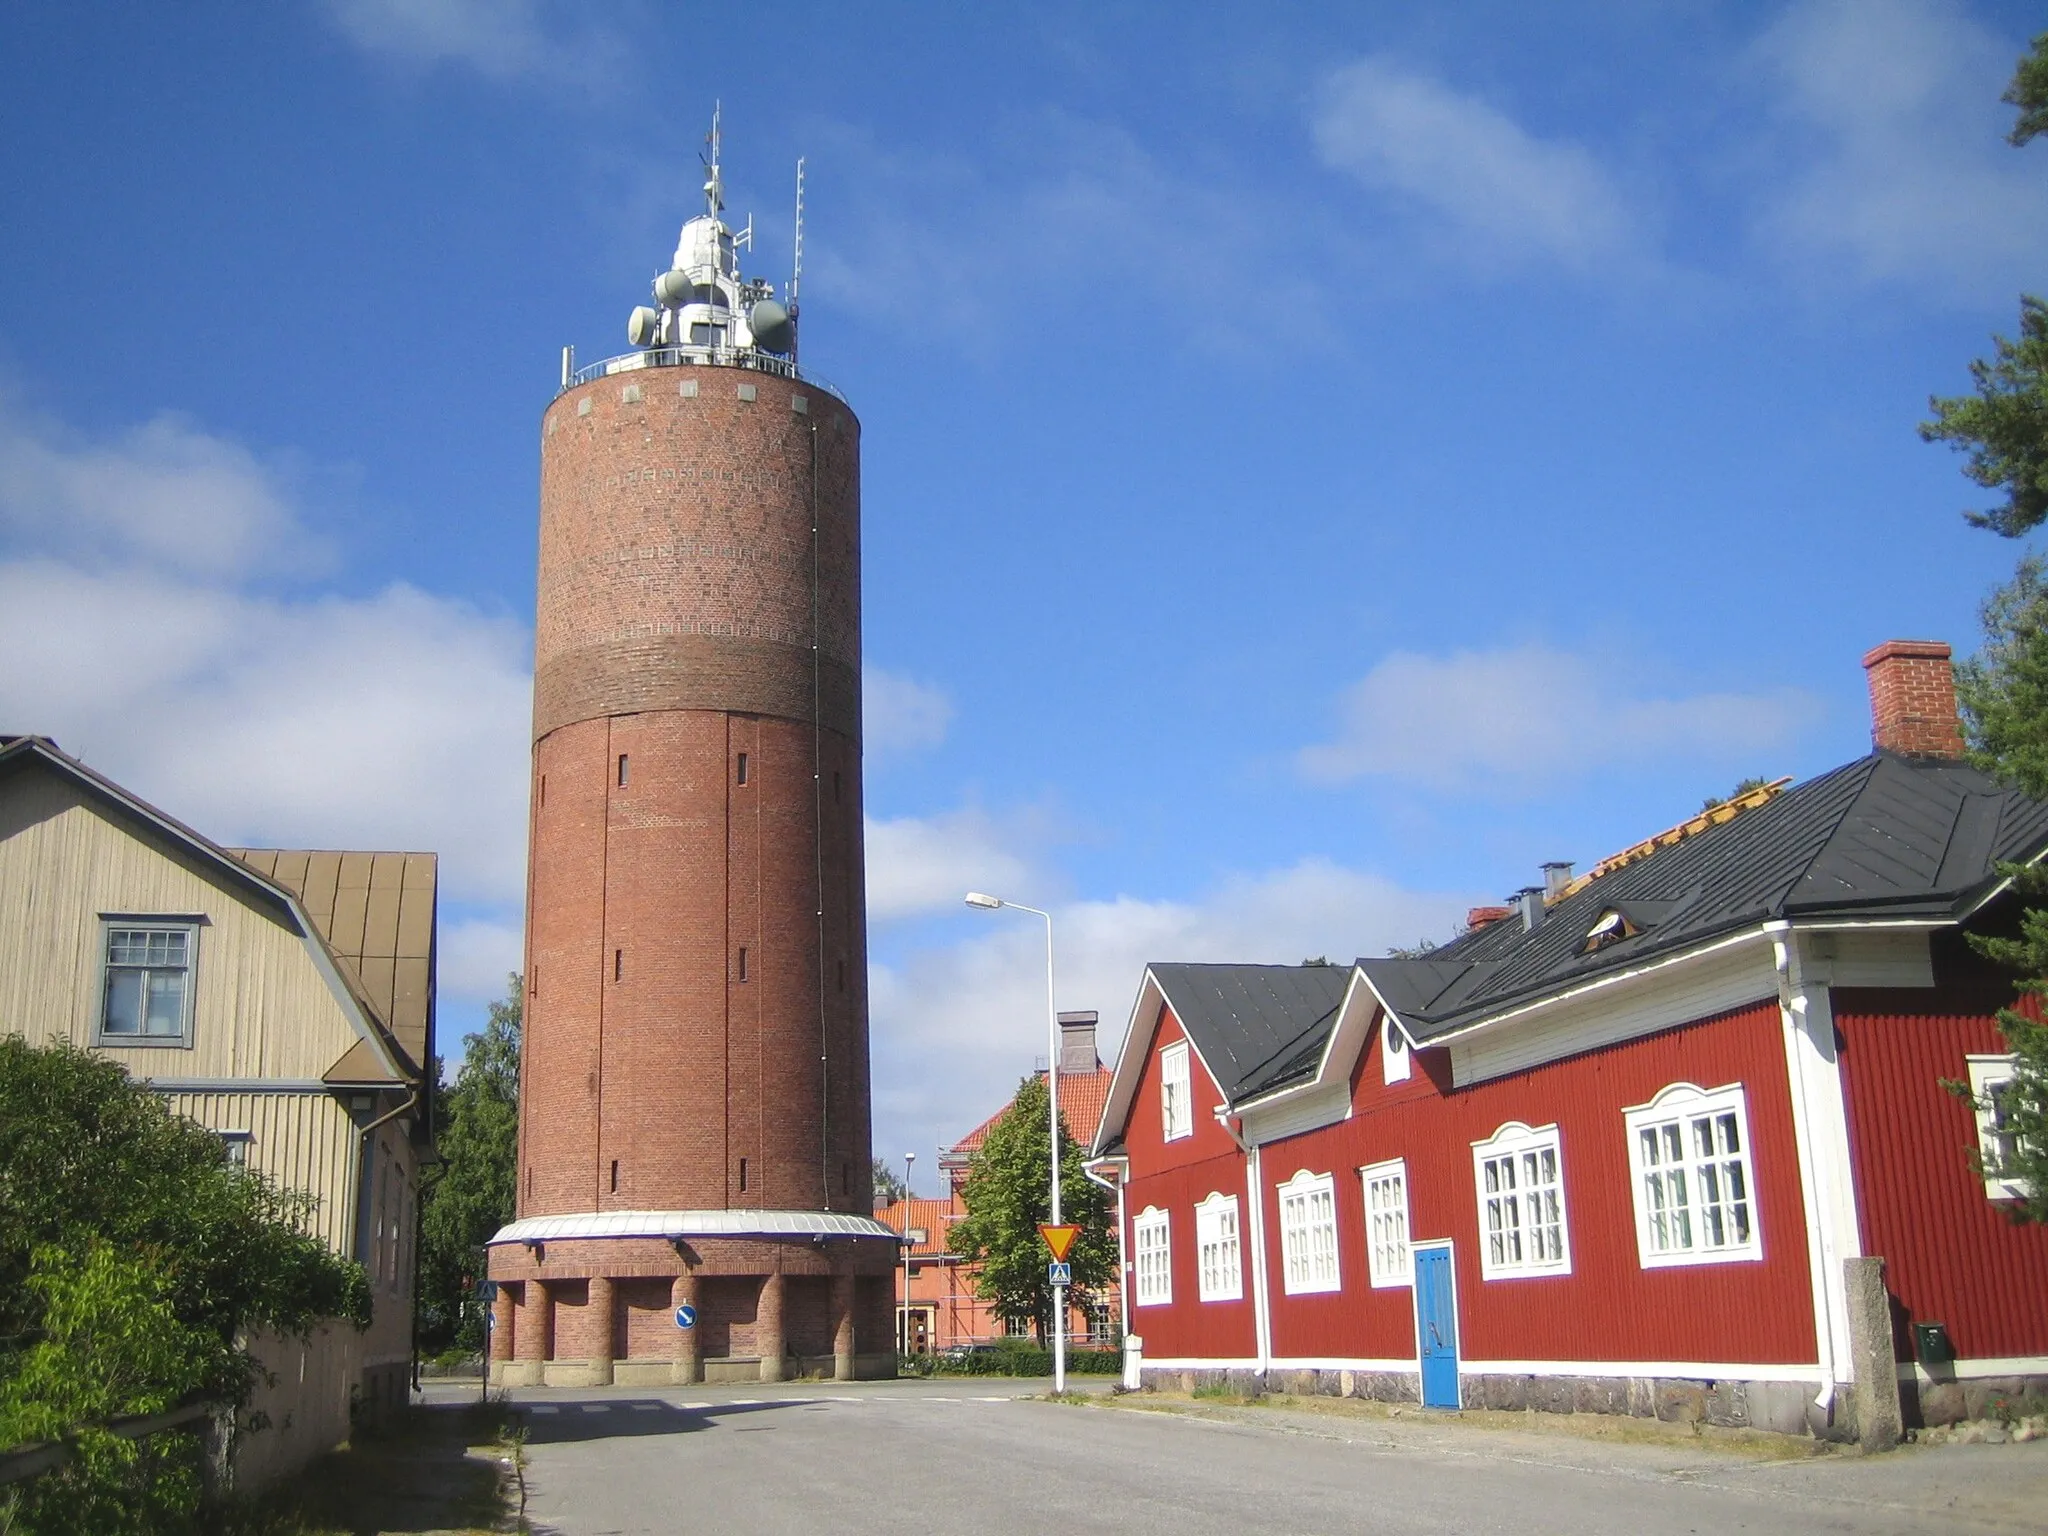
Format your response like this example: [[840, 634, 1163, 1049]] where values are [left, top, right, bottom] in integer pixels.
[[1861, 640, 1965, 759]]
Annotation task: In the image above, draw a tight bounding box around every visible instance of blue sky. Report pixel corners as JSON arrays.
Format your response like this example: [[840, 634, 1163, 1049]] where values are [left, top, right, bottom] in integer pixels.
[[3, 1, 2044, 1191]]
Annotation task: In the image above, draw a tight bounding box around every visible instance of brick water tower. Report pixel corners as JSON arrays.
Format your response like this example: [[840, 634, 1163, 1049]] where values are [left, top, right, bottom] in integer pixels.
[[488, 122, 898, 1385]]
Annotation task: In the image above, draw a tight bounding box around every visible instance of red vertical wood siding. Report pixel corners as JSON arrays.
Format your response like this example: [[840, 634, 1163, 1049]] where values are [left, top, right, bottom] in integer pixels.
[[1260, 999, 1817, 1369], [1121, 1003, 1258, 1359], [1834, 986, 2048, 1361]]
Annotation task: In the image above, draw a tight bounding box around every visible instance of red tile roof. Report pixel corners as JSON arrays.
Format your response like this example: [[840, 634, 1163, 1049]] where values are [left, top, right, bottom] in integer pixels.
[[943, 1066, 1116, 1166]]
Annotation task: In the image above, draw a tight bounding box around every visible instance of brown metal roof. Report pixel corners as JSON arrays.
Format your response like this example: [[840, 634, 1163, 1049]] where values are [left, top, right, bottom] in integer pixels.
[[230, 848, 437, 1074]]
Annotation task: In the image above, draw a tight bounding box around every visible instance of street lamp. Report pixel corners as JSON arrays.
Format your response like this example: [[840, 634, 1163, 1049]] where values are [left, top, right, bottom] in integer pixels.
[[963, 890, 1066, 1394], [903, 1151, 916, 1357]]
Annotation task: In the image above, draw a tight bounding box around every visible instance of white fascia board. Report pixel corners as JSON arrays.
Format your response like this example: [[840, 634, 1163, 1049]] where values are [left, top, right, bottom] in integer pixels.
[[1092, 969, 1167, 1156], [1460, 1357, 1825, 1383], [1421, 926, 1772, 1051]]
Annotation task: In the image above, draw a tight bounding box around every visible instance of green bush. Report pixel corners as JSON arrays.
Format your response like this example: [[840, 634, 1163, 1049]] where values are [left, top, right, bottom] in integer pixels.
[[0, 1037, 370, 1534], [924, 1344, 1121, 1377]]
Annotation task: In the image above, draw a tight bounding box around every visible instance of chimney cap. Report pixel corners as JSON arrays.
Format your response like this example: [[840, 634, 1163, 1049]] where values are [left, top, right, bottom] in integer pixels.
[[1862, 639, 1952, 669]]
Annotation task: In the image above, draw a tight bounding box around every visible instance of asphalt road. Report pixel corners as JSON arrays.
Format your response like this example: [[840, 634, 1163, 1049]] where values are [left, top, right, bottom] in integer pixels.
[[443, 1379, 2048, 1535]]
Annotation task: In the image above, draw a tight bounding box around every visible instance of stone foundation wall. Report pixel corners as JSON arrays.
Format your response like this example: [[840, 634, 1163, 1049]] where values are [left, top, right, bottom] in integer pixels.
[[1905, 1374, 2048, 1427], [1142, 1366, 1840, 1437]]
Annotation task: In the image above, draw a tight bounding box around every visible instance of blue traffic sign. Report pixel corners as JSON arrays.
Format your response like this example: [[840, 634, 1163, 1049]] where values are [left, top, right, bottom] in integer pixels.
[[674, 1303, 698, 1330], [1047, 1261, 1072, 1286]]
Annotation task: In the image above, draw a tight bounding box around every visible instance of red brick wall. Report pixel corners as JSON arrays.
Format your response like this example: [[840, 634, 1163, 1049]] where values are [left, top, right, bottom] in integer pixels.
[[519, 362, 873, 1224]]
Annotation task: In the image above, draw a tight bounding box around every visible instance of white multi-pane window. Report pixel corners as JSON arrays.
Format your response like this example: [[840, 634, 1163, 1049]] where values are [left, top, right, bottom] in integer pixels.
[[1623, 1084, 1762, 1267], [1967, 1056, 2030, 1201], [1160, 1041, 1193, 1142], [1472, 1123, 1571, 1279], [98, 921, 199, 1045], [1195, 1192, 1242, 1302], [1133, 1205, 1172, 1305], [1360, 1159, 1411, 1288], [1277, 1169, 1341, 1294]]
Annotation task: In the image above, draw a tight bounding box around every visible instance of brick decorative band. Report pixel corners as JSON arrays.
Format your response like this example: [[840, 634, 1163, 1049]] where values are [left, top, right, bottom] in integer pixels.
[[534, 635, 861, 741]]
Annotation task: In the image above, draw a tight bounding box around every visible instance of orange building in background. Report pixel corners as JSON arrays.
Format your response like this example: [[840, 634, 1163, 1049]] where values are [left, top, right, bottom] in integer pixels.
[[884, 1012, 1121, 1354]]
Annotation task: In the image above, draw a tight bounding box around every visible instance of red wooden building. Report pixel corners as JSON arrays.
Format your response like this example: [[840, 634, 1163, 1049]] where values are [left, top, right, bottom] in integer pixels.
[[1088, 641, 2048, 1442]]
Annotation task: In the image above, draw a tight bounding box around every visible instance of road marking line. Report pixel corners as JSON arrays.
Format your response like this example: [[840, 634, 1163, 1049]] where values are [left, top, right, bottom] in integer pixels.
[[528, 1405, 558, 1414]]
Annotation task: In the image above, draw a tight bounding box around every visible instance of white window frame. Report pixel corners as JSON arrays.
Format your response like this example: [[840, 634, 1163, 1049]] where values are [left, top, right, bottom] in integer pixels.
[[1360, 1158, 1411, 1288], [217, 1129, 252, 1169], [1194, 1191, 1242, 1302], [1967, 1055, 2030, 1202], [1471, 1122, 1571, 1280], [1277, 1169, 1341, 1295], [1622, 1083, 1763, 1268], [95, 917, 201, 1049], [1382, 1017, 1411, 1085], [1159, 1041, 1193, 1142], [1133, 1205, 1172, 1306]]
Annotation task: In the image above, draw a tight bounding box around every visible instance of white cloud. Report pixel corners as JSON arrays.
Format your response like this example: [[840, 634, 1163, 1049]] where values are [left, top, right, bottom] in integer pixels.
[[0, 395, 325, 580], [868, 858, 1474, 1159], [1298, 644, 1808, 794], [1311, 57, 1635, 269], [437, 916, 525, 1012], [1748, 0, 2048, 298], [0, 560, 533, 904], [864, 666, 953, 760], [864, 805, 1040, 923], [321, 0, 623, 86]]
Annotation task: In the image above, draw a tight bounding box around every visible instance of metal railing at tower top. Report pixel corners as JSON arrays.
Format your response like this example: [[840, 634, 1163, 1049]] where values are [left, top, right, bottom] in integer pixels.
[[562, 346, 847, 404]]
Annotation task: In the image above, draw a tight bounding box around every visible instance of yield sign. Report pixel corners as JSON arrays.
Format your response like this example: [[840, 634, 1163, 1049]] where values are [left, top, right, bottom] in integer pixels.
[[1039, 1223, 1081, 1263]]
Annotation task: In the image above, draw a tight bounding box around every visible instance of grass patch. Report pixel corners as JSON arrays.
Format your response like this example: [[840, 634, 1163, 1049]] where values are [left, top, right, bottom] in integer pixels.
[[213, 1398, 521, 1534]]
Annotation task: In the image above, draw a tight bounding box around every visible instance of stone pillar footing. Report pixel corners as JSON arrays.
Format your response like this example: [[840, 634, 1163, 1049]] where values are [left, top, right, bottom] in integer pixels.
[[758, 1272, 787, 1383]]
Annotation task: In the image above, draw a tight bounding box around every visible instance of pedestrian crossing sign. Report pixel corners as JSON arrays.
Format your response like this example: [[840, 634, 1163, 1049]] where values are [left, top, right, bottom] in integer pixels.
[[1048, 1261, 1073, 1286]]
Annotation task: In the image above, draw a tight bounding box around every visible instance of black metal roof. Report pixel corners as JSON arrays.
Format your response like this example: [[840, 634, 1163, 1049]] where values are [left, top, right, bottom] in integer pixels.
[[1361, 750, 2048, 1042], [1147, 962, 1352, 1103]]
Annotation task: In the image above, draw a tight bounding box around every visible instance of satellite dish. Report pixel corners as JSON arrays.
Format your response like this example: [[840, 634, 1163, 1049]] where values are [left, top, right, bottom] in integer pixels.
[[749, 300, 793, 354], [654, 270, 692, 306], [627, 306, 660, 347]]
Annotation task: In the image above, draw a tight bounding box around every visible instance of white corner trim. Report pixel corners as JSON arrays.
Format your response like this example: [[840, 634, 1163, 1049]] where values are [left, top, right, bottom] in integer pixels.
[[1245, 1141, 1273, 1372], [1770, 924, 1863, 1393]]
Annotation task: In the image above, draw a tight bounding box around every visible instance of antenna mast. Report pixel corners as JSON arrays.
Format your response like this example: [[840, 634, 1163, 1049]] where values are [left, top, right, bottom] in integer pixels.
[[704, 100, 724, 215], [790, 157, 805, 363]]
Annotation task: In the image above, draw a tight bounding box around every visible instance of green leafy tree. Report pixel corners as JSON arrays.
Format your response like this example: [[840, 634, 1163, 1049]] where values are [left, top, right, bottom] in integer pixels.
[[2005, 31, 2047, 147], [0, 1036, 369, 1533], [1925, 32, 2048, 1225], [949, 1074, 1114, 1345], [416, 974, 521, 1353], [1920, 38, 2048, 536]]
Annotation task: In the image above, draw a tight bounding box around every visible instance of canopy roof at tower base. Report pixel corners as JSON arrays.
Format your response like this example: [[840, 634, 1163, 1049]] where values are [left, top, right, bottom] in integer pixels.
[[488, 1209, 899, 1247]]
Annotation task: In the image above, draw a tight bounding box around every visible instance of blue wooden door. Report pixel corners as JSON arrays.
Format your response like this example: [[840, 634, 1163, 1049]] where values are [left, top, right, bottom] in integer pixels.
[[1414, 1245, 1460, 1409]]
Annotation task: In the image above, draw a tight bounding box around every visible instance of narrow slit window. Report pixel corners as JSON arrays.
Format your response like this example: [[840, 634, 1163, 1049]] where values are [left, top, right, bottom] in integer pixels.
[[526, 1166, 533, 1199], [737, 752, 750, 785], [617, 753, 629, 787], [539, 774, 547, 808], [609, 1159, 619, 1193], [739, 1157, 749, 1192], [613, 949, 623, 982], [738, 947, 749, 982]]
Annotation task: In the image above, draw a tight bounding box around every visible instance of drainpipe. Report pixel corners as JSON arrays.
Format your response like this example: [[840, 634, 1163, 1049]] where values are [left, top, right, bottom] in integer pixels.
[[1769, 924, 1837, 1416], [1214, 1106, 1270, 1376], [1083, 1162, 1128, 1341]]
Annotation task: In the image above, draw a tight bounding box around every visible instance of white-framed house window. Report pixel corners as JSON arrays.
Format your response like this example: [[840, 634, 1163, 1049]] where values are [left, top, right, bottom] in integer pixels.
[[217, 1130, 253, 1169], [1277, 1169, 1341, 1294], [1159, 1040, 1193, 1142], [1967, 1055, 2030, 1201], [1472, 1122, 1571, 1279], [1133, 1205, 1172, 1305], [1382, 1018, 1411, 1085], [1623, 1083, 1762, 1267], [1360, 1159, 1411, 1288], [96, 919, 200, 1047], [1195, 1192, 1242, 1302]]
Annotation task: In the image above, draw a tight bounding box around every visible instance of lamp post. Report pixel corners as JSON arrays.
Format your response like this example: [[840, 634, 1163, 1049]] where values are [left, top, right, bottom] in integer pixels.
[[964, 891, 1066, 1394], [902, 1151, 916, 1357]]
